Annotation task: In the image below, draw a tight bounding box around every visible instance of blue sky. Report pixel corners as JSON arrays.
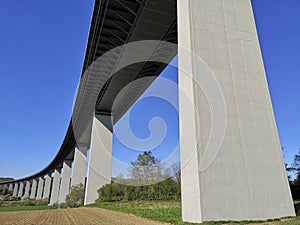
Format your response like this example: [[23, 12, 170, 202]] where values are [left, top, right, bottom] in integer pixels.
[[0, 0, 299, 179], [251, 0, 300, 166], [112, 57, 179, 177]]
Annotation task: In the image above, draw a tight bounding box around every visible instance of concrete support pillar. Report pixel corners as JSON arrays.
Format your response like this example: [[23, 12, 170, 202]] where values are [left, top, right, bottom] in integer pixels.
[[2, 184, 8, 195], [8, 183, 13, 194], [71, 146, 88, 187], [30, 179, 37, 199], [12, 183, 18, 197], [50, 169, 61, 205], [36, 177, 44, 200], [177, 0, 295, 222], [85, 116, 112, 205], [17, 182, 24, 197], [43, 174, 52, 199], [24, 181, 30, 198], [58, 160, 72, 203]]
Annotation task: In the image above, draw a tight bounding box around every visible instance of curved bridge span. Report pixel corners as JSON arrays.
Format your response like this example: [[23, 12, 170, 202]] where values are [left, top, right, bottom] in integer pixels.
[[1, 0, 295, 223]]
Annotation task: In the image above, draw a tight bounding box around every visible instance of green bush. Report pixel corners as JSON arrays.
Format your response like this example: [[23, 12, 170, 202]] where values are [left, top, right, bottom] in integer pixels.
[[59, 202, 68, 208], [22, 199, 35, 206], [0, 198, 49, 207], [96, 152, 181, 204], [34, 199, 49, 206], [97, 183, 124, 202], [65, 183, 85, 208], [97, 178, 181, 203]]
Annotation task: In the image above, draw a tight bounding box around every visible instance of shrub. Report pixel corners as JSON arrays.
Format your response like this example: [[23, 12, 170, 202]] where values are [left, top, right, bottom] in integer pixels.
[[97, 183, 124, 202], [0, 198, 49, 207], [59, 202, 68, 208], [34, 199, 49, 206], [21, 199, 35, 206], [97, 178, 181, 203], [65, 183, 84, 208]]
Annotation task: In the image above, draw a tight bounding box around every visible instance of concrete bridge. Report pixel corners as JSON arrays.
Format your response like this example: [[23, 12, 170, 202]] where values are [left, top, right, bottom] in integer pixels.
[[0, 0, 295, 223]]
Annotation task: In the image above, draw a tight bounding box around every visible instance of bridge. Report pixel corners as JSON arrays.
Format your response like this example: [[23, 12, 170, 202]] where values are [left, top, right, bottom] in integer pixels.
[[0, 0, 295, 223]]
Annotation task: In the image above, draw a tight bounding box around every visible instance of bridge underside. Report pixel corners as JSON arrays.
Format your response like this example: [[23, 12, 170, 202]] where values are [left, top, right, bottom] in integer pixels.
[[85, 0, 178, 125]]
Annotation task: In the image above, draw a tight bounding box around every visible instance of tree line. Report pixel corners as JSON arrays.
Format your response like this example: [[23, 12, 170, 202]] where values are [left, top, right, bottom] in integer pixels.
[[97, 151, 181, 202], [286, 148, 300, 200], [65, 148, 300, 207]]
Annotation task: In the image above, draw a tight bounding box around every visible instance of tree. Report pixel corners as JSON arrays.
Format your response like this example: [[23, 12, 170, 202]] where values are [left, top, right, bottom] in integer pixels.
[[96, 152, 181, 202], [292, 149, 300, 176], [287, 149, 300, 200], [129, 151, 164, 185], [0, 177, 14, 183], [282, 147, 294, 181], [97, 182, 124, 202], [65, 183, 85, 208], [171, 162, 181, 187]]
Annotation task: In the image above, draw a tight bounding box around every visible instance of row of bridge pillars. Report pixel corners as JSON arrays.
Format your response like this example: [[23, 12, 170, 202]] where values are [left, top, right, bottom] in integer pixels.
[[0, 116, 112, 205], [3, 174, 53, 201]]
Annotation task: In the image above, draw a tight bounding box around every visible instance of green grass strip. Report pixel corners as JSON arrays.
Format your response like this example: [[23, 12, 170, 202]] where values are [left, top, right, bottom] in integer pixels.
[[87, 200, 300, 225], [0, 205, 56, 212]]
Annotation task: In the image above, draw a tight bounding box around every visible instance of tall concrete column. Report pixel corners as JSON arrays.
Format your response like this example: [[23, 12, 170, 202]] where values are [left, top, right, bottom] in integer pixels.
[[8, 183, 13, 194], [12, 183, 18, 197], [17, 182, 24, 197], [177, 0, 295, 222], [24, 181, 31, 198], [3, 184, 8, 195], [58, 160, 72, 203], [85, 116, 112, 205], [30, 179, 37, 199], [50, 169, 61, 205], [36, 177, 44, 200], [71, 146, 88, 187], [43, 174, 52, 199]]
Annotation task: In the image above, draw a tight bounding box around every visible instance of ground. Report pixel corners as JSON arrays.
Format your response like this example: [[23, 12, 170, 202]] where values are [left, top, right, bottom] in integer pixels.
[[92, 201, 300, 225], [0, 201, 299, 225], [0, 208, 168, 225]]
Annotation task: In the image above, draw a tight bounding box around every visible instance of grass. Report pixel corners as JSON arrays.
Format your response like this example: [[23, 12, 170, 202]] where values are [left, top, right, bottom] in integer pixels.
[[88, 200, 184, 224], [88, 200, 300, 225], [0, 205, 56, 212]]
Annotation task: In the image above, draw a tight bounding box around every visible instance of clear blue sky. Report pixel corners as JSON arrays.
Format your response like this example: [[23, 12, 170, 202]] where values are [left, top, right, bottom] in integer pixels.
[[0, 0, 299, 179]]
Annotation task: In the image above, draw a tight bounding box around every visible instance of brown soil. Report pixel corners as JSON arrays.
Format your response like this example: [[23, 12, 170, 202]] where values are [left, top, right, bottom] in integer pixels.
[[0, 208, 169, 225]]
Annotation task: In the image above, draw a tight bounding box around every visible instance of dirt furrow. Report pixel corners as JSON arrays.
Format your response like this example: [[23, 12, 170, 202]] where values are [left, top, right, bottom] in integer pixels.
[[0, 208, 169, 225]]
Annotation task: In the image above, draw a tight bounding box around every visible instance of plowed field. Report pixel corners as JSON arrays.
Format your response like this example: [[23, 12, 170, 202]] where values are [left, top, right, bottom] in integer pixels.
[[0, 207, 168, 225]]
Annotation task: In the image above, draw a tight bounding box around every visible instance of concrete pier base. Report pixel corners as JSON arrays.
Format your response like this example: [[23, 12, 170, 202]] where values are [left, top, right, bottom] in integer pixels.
[[177, 0, 295, 222], [12, 183, 18, 197], [71, 146, 88, 187], [30, 179, 37, 199], [50, 169, 61, 205], [8, 183, 13, 194], [2, 184, 7, 195], [58, 161, 72, 204], [17, 182, 24, 197], [84, 116, 112, 205], [24, 181, 30, 198], [36, 177, 44, 200], [43, 174, 52, 199]]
